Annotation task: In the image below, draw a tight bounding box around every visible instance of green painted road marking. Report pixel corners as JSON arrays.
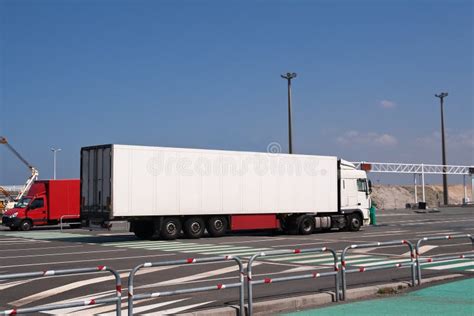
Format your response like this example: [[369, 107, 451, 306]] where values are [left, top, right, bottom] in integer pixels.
[[285, 278, 474, 316]]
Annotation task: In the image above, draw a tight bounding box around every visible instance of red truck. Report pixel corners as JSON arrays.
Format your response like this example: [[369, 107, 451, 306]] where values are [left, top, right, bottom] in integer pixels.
[[2, 179, 80, 231]]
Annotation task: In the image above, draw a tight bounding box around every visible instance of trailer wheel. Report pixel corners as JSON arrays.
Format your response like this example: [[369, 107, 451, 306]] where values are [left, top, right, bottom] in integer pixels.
[[207, 216, 227, 237], [20, 219, 32, 231], [183, 217, 205, 239], [347, 214, 362, 232], [297, 215, 315, 235], [160, 217, 182, 240]]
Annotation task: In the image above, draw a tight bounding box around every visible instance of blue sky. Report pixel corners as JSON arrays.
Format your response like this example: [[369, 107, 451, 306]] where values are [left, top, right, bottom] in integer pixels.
[[1, 0, 472, 185]]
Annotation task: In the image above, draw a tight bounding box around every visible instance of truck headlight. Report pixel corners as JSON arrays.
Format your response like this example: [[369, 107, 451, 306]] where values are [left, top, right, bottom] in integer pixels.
[[10, 212, 18, 218]]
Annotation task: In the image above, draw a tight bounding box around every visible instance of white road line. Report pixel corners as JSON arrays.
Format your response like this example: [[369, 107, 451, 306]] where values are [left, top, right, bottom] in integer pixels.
[[405, 219, 474, 226], [377, 214, 417, 217], [139, 262, 262, 288], [0, 245, 84, 252], [268, 253, 329, 261], [363, 230, 408, 235], [99, 298, 190, 316], [1, 240, 50, 245], [200, 248, 269, 255], [147, 245, 250, 251], [0, 253, 174, 269], [353, 258, 413, 267], [11, 266, 178, 306], [297, 255, 370, 264], [280, 266, 321, 273], [358, 233, 405, 238], [211, 237, 289, 244], [142, 301, 214, 315], [0, 280, 32, 291], [426, 261, 474, 270], [56, 298, 188, 315], [414, 231, 458, 236], [1, 249, 126, 259], [402, 245, 437, 256], [40, 291, 119, 315]]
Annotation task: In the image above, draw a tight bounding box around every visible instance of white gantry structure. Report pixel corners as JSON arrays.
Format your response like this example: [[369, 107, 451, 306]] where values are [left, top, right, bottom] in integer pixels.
[[351, 162, 474, 204]]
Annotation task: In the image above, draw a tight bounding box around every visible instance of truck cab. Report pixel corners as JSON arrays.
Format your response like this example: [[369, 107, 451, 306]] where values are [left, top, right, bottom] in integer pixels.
[[339, 160, 371, 228]]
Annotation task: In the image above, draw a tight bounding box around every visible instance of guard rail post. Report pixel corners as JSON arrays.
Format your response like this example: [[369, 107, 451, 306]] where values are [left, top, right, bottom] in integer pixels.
[[341, 240, 416, 300], [247, 247, 339, 316], [127, 256, 244, 316], [416, 234, 473, 285], [0, 266, 121, 315]]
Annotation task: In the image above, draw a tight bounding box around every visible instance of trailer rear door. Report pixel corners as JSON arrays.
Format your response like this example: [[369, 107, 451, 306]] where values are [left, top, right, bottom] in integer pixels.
[[81, 145, 112, 225]]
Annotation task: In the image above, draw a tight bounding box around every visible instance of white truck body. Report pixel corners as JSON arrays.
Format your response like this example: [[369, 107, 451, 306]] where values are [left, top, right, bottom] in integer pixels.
[[81, 144, 370, 238], [82, 144, 338, 216]]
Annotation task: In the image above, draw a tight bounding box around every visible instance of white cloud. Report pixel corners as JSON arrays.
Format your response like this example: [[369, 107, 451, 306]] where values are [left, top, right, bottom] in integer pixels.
[[416, 129, 474, 149], [379, 100, 396, 109], [336, 130, 398, 147]]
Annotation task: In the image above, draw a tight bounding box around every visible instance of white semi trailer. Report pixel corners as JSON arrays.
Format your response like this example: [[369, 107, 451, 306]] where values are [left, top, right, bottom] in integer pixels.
[[80, 144, 372, 239]]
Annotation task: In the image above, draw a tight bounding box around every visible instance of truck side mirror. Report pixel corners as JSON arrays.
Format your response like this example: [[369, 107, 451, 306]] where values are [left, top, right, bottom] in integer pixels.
[[368, 180, 372, 194]]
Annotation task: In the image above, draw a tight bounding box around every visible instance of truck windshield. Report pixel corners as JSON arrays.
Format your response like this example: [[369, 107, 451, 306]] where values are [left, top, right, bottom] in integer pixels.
[[14, 198, 31, 208]]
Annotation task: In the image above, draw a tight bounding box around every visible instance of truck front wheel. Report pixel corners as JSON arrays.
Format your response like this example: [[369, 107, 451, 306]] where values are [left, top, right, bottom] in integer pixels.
[[183, 217, 205, 239], [20, 220, 32, 231], [207, 216, 227, 237], [297, 215, 315, 235], [160, 217, 182, 240], [346, 214, 362, 232]]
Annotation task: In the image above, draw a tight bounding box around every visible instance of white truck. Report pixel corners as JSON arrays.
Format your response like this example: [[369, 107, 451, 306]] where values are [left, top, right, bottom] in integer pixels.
[[80, 144, 372, 239]]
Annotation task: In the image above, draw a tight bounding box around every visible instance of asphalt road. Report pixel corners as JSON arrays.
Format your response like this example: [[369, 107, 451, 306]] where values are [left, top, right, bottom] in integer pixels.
[[0, 206, 473, 315]]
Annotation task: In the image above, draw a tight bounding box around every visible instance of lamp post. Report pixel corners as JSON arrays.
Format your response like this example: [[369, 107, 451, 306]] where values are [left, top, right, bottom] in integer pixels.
[[280, 72, 297, 154], [435, 92, 448, 205], [51, 147, 62, 180]]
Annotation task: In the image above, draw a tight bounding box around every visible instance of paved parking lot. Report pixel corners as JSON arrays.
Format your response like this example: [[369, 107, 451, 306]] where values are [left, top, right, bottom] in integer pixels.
[[0, 206, 473, 315]]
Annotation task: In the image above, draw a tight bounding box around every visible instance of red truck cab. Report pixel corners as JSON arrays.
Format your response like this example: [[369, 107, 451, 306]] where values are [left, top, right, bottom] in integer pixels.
[[2, 179, 80, 231]]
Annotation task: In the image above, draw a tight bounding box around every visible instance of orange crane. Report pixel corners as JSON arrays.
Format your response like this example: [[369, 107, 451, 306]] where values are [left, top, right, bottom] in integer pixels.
[[0, 136, 39, 210]]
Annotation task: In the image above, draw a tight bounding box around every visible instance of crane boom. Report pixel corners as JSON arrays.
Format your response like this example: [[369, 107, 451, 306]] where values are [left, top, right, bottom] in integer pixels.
[[0, 137, 34, 169], [0, 136, 39, 205]]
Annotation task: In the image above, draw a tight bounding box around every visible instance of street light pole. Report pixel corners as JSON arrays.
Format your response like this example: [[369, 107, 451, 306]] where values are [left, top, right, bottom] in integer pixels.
[[51, 147, 62, 180], [281, 72, 297, 154], [435, 92, 448, 205]]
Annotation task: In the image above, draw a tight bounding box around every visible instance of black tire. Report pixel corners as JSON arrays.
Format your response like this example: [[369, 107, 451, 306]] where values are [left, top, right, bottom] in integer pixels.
[[160, 217, 182, 240], [183, 217, 205, 239], [133, 221, 154, 240], [207, 216, 227, 237], [69, 223, 81, 229], [347, 214, 362, 232], [297, 215, 315, 235], [20, 219, 32, 231]]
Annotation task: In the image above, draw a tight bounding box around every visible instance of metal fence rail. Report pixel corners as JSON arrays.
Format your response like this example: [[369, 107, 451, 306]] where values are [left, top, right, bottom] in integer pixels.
[[247, 247, 339, 316], [127, 256, 245, 316], [341, 240, 416, 300], [416, 234, 474, 285], [0, 266, 122, 315]]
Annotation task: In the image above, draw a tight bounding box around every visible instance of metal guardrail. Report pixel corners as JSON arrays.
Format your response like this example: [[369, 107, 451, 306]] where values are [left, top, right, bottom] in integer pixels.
[[0, 266, 122, 315], [340, 240, 416, 300], [127, 256, 245, 316], [247, 247, 339, 316], [59, 214, 81, 232], [416, 234, 474, 285]]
